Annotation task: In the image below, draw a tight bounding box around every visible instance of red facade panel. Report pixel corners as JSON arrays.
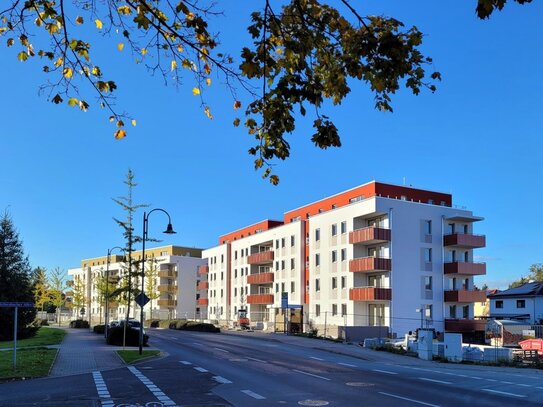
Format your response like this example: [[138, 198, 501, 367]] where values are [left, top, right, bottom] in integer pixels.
[[247, 251, 274, 265], [198, 265, 209, 274], [349, 287, 392, 301], [445, 319, 486, 332], [349, 257, 392, 273], [444, 262, 486, 276], [247, 272, 274, 285], [444, 233, 486, 248], [349, 227, 391, 245], [247, 294, 274, 304], [444, 290, 487, 303]]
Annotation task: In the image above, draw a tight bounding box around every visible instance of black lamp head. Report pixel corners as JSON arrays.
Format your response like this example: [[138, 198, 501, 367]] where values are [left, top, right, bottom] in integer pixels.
[[164, 223, 176, 234]]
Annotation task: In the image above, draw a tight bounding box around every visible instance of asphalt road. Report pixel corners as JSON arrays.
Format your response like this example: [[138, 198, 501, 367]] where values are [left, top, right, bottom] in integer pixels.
[[1, 329, 542, 406]]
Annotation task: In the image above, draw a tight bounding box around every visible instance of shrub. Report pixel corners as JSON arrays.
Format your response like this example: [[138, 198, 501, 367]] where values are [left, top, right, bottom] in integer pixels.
[[106, 326, 148, 346], [93, 325, 105, 334], [158, 320, 172, 328], [69, 320, 90, 329], [175, 321, 220, 333], [148, 320, 160, 328]]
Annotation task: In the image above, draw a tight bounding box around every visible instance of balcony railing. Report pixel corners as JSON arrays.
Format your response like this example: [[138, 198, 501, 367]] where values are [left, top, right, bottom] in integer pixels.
[[444, 290, 487, 303], [158, 284, 177, 294], [198, 265, 209, 274], [197, 281, 209, 290], [158, 270, 178, 278], [247, 251, 274, 265], [349, 257, 391, 273], [157, 299, 177, 307], [349, 287, 392, 301], [247, 272, 274, 285], [444, 262, 486, 276], [197, 298, 209, 306], [247, 294, 274, 304], [445, 319, 486, 332], [349, 227, 391, 245], [444, 233, 486, 248]]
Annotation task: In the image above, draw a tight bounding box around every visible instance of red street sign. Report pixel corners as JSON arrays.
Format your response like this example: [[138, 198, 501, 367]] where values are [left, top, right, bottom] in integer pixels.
[[0, 302, 34, 307]]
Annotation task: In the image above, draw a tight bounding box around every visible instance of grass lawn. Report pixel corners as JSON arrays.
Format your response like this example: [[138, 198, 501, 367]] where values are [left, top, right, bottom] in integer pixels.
[[0, 348, 57, 379], [116, 350, 160, 364], [0, 327, 66, 349]]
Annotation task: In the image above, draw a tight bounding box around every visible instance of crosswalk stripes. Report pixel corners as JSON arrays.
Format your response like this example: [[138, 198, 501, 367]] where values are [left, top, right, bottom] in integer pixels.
[[92, 371, 114, 407], [127, 366, 179, 407]]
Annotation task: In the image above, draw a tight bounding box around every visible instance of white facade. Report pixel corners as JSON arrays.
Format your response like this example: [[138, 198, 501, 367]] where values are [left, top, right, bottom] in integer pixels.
[[489, 283, 543, 324]]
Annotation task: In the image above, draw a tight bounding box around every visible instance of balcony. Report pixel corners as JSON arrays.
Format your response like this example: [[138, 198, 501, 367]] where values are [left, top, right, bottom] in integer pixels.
[[198, 265, 209, 274], [445, 319, 486, 332], [247, 272, 274, 285], [197, 298, 209, 306], [158, 270, 177, 278], [349, 257, 391, 273], [444, 233, 486, 248], [158, 284, 177, 294], [444, 290, 487, 303], [349, 227, 391, 245], [157, 299, 177, 307], [444, 262, 486, 276], [247, 251, 274, 265], [349, 287, 392, 301], [197, 281, 209, 290], [247, 294, 274, 304]]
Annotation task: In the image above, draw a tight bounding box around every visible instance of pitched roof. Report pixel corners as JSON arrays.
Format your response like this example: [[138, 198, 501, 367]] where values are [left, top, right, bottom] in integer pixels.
[[488, 282, 543, 298]]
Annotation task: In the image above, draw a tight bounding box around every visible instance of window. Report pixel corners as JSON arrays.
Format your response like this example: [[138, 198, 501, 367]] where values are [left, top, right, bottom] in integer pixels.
[[291, 235, 295, 247], [281, 282, 285, 293], [424, 304, 433, 319], [424, 276, 432, 290], [276, 261, 279, 270], [234, 269, 237, 278], [341, 248, 347, 261], [275, 283, 279, 293], [332, 224, 337, 236], [517, 300, 526, 308], [332, 304, 338, 316], [332, 277, 337, 289], [449, 305, 456, 318], [276, 239, 279, 249], [235, 251, 238, 260], [425, 220, 432, 235], [221, 272, 224, 280], [462, 305, 469, 319], [281, 238, 285, 248], [315, 253, 320, 267], [331, 204, 337, 209], [341, 276, 346, 289], [281, 260, 285, 270], [315, 279, 320, 292], [495, 300, 503, 309], [220, 289, 223, 298], [424, 248, 432, 263], [332, 250, 337, 263], [291, 258, 295, 270], [221, 254, 224, 263], [234, 287, 237, 296], [341, 304, 347, 317], [241, 249, 244, 257], [291, 281, 295, 293], [341, 221, 347, 234], [315, 228, 321, 241], [316, 304, 320, 317]]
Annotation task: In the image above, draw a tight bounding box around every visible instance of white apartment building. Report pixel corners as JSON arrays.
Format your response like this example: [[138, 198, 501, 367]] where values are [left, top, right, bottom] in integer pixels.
[[68, 245, 206, 324], [200, 181, 487, 342]]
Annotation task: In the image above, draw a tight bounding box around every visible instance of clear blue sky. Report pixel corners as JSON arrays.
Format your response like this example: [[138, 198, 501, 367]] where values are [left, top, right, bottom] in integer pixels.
[[1, 1, 541, 289]]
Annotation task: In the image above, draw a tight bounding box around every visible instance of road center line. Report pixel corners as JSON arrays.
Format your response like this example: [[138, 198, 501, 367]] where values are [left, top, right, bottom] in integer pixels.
[[213, 376, 233, 384], [293, 369, 331, 381], [241, 390, 266, 399], [309, 356, 324, 361], [372, 369, 398, 375], [419, 378, 452, 385], [194, 367, 208, 372], [179, 361, 192, 365], [378, 392, 440, 407], [214, 347, 230, 353], [515, 384, 531, 387], [247, 357, 267, 363], [481, 389, 526, 398], [127, 366, 178, 407], [536, 386, 543, 390], [338, 362, 357, 367]]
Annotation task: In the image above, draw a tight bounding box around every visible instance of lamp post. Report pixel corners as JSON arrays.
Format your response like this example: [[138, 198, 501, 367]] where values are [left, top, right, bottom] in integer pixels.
[[140, 208, 176, 354], [105, 246, 124, 339]]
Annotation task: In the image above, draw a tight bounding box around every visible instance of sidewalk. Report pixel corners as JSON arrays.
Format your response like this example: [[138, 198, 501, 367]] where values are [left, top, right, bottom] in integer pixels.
[[49, 328, 127, 377]]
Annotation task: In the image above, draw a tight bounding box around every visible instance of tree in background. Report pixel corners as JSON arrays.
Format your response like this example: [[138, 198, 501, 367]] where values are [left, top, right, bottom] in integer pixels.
[[72, 274, 87, 319], [32, 266, 50, 312], [49, 267, 67, 326], [0, 1, 531, 182], [0, 212, 36, 340], [145, 258, 161, 319], [509, 263, 543, 288], [94, 270, 119, 324]]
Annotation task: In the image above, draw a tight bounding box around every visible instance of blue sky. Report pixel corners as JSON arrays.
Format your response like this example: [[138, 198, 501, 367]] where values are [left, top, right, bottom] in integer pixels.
[[1, 1, 541, 289]]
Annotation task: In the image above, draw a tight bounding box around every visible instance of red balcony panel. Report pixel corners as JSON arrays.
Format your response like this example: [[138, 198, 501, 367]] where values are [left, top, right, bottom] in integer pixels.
[[197, 298, 209, 306], [197, 282, 209, 290], [349, 257, 391, 273], [349, 287, 392, 301], [444, 290, 487, 303], [247, 251, 274, 265], [444, 262, 486, 276], [247, 294, 274, 304], [198, 265, 209, 274], [445, 319, 486, 332], [444, 233, 486, 248], [157, 299, 177, 307], [349, 227, 391, 245], [247, 272, 274, 285]]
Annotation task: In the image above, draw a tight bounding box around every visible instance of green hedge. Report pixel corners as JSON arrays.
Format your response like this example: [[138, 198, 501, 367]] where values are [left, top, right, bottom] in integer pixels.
[[93, 325, 105, 334], [69, 320, 90, 329]]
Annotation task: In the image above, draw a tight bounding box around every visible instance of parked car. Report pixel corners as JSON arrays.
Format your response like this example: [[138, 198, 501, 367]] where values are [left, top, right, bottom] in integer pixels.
[[109, 319, 145, 335]]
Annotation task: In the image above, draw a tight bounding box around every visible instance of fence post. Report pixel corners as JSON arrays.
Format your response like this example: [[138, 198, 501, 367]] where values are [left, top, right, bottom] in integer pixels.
[[324, 311, 328, 338]]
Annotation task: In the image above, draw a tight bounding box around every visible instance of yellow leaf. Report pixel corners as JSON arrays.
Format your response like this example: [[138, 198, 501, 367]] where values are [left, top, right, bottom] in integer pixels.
[[141, 48, 148, 55], [63, 67, 73, 79], [171, 60, 177, 71], [116, 120, 124, 128], [192, 87, 200, 96], [67, 97, 79, 107], [204, 63, 211, 75], [177, 45, 183, 52], [206, 78, 211, 86], [76, 16, 84, 25], [117, 43, 124, 52], [131, 119, 137, 127], [186, 12, 195, 20], [204, 106, 213, 120], [54, 57, 63, 68], [114, 129, 126, 139], [95, 19, 103, 30]]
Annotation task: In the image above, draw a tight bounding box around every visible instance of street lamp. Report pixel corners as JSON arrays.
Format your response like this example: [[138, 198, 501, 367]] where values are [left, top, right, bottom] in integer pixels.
[[140, 208, 176, 354], [105, 246, 124, 339]]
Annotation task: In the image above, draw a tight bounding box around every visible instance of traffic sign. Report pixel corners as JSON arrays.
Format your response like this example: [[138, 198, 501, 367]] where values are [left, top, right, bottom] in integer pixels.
[[281, 292, 288, 309], [0, 302, 34, 307], [134, 293, 150, 307]]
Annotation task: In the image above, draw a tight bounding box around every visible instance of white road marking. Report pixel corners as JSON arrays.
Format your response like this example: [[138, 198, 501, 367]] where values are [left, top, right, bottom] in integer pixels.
[[92, 371, 114, 407], [338, 362, 357, 367], [481, 389, 526, 398], [179, 360, 192, 365], [485, 379, 498, 382], [127, 366, 178, 407], [310, 356, 324, 361], [515, 384, 531, 387], [500, 381, 514, 384], [213, 376, 233, 384], [241, 390, 266, 399], [379, 392, 440, 407], [372, 369, 398, 375], [192, 342, 203, 346], [247, 357, 267, 363], [214, 347, 230, 353], [471, 376, 483, 380], [194, 367, 208, 372], [536, 386, 543, 390], [293, 369, 331, 381], [419, 378, 452, 385]]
